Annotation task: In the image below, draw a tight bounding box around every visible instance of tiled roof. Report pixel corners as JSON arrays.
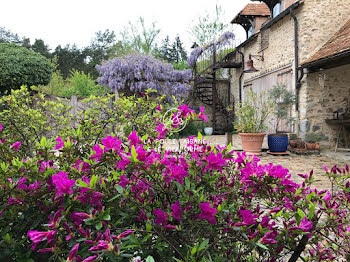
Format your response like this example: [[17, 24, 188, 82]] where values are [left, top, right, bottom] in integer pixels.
[[303, 19, 350, 64], [231, 3, 270, 23]]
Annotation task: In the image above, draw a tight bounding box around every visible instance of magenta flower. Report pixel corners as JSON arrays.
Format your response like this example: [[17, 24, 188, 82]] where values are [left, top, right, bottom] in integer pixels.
[[116, 155, 131, 170], [83, 255, 98, 262], [156, 123, 168, 140], [27, 230, 55, 249], [261, 231, 278, 244], [72, 159, 90, 173], [88, 240, 109, 251], [52, 172, 75, 197], [102, 136, 121, 151], [153, 208, 168, 226], [67, 243, 79, 261], [119, 175, 129, 188], [299, 217, 313, 232], [71, 211, 91, 226], [156, 104, 162, 111], [37, 247, 54, 253], [90, 145, 104, 161], [204, 152, 226, 172], [197, 106, 208, 122], [128, 131, 142, 146], [239, 210, 258, 226], [114, 230, 134, 240], [10, 141, 21, 151], [55, 136, 65, 150], [322, 191, 331, 202], [170, 165, 188, 184], [0, 123, 2, 131], [198, 202, 217, 224], [171, 201, 182, 222]]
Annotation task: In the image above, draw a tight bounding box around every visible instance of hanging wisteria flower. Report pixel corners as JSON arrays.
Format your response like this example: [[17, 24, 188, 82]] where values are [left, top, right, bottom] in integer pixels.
[[187, 47, 203, 67], [96, 54, 191, 102]]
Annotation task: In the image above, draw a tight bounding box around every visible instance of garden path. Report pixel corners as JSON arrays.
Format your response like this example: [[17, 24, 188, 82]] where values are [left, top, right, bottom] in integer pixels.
[[165, 135, 350, 191]]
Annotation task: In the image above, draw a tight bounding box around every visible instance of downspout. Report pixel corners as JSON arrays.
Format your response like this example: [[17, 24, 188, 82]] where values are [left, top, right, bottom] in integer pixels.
[[237, 50, 245, 103], [290, 6, 301, 111]]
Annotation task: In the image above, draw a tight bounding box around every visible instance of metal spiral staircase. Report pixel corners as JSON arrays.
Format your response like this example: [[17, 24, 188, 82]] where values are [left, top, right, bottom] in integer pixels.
[[192, 44, 242, 134]]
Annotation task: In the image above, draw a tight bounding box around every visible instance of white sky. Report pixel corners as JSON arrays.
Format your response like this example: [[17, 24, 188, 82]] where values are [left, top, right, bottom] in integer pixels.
[[0, 0, 251, 52]]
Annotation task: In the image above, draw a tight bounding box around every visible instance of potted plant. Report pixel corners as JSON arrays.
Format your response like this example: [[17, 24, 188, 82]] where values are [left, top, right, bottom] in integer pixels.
[[234, 89, 273, 155], [268, 83, 296, 153]]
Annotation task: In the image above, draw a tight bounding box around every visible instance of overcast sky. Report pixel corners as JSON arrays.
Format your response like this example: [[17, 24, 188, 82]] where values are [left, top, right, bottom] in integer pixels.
[[0, 0, 251, 51]]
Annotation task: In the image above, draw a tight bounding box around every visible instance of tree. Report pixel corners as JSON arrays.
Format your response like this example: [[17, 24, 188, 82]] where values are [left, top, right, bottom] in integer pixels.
[[0, 27, 21, 44], [189, 5, 228, 45], [155, 35, 188, 69], [96, 54, 192, 101], [0, 43, 52, 92], [52, 44, 86, 79], [84, 29, 116, 78], [31, 39, 51, 59], [155, 36, 172, 63], [119, 17, 160, 55], [21, 38, 31, 49]]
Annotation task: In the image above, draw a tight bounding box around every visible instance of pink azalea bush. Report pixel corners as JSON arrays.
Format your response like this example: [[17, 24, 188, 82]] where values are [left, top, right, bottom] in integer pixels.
[[1, 96, 350, 261]]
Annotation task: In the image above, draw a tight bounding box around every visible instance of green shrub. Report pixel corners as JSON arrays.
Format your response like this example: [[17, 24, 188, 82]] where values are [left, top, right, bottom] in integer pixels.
[[0, 43, 52, 92], [62, 69, 108, 98]]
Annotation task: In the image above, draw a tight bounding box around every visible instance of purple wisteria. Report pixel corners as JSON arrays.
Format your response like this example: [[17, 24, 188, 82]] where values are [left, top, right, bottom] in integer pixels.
[[96, 54, 192, 101]]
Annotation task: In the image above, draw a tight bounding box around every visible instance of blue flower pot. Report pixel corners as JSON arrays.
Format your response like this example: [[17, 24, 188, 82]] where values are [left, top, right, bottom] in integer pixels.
[[268, 134, 289, 153]]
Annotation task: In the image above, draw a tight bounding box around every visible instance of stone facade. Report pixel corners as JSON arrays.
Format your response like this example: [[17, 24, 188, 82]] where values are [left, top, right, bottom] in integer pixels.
[[229, 0, 350, 149], [299, 64, 350, 147]]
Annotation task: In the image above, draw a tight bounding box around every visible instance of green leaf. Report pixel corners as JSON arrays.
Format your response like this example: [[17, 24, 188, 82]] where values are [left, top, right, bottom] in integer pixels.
[[297, 208, 305, 219], [308, 203, 315, 220], [191, 247, 197, 255], [115, 184, 124, 194], [95, 221, 103, 230], [77, 180, 90, 188], [146, 223, 152, 231], [90, 175, 97, 188], [198, 239, 209, 251], [103, 214, 111, 221], [131, 145, 138, 162], [198, 132, 203, 141], [146, 256, 155, 262], [256, 243, 268, 250]]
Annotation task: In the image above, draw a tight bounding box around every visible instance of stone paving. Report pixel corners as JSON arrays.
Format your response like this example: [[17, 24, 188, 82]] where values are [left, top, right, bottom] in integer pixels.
[[165, 135, 350, 191]]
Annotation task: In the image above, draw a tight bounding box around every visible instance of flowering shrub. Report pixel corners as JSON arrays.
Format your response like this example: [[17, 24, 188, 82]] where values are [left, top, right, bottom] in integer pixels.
[[1, 101, 350, 261], [96, 54, 192, 102], [0, 87, 192, 158]]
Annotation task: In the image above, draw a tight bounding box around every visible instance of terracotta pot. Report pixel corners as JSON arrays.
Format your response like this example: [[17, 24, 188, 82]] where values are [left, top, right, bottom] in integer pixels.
[[314, 142, 320, 150], [239, 133, 266, 155], [305, 142, 315, 150], [296, 140, 305, 149], [289, 140, 297, 148]]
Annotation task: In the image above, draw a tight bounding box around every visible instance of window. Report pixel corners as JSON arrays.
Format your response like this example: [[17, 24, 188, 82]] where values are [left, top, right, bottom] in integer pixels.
[[273, 3, 281, 18], [248, 26, 253, 38]]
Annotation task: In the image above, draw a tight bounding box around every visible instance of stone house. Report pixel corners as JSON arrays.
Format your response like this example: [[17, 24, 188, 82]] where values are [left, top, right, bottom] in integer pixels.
[[229, 0, 350, 150]]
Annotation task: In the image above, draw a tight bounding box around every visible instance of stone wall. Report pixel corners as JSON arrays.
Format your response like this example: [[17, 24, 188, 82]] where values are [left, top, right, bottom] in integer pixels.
[[298, 0, 350, 63], [299, 64, 350, 148]]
